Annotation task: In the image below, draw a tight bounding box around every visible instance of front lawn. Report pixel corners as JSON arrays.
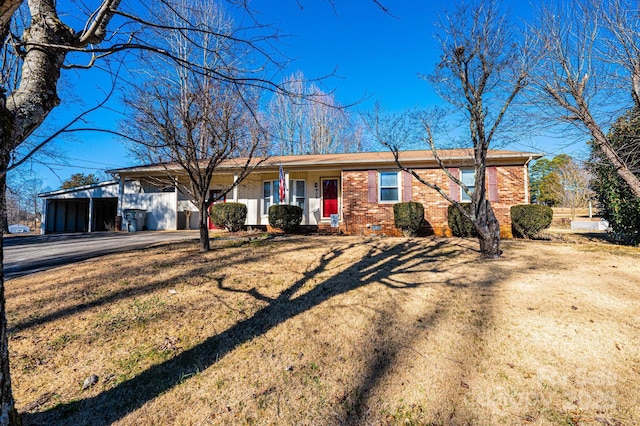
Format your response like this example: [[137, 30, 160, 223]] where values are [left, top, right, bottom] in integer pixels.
[[8, 235, 640, 425]]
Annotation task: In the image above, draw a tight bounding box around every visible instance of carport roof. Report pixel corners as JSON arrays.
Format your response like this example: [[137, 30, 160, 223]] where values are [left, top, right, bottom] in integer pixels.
[[38, 180, 119, 198]]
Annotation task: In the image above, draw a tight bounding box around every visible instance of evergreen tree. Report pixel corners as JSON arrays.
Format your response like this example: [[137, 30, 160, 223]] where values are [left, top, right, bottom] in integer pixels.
[[589, 108, 640, 245], [529, 154, 570, 205], [61, 173, 100, 189]]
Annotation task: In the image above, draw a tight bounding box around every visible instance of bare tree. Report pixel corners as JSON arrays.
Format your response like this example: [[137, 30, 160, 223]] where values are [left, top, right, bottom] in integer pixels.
[[124, 0, 269, 252], [268, 72, 306, 155], [367, 0, 527, 258], [267, 72, 363, 155], [0, 0, 286, 421], [549, 158, 594, 219], [529, 0, 640, 197], [307, 85, 363, 154], [126, 79, 268, 252]]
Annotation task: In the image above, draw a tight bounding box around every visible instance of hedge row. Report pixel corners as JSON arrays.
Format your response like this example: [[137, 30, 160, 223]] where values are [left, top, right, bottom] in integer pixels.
[[211, 201, 553, 239]]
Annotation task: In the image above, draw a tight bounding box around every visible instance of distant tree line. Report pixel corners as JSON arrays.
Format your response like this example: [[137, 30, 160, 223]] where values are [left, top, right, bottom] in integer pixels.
[[529, 155, 592, 208]]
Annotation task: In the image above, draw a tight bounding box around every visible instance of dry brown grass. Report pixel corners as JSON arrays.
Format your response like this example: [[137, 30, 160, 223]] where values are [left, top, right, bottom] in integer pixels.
[[7, 234, 640, 425]]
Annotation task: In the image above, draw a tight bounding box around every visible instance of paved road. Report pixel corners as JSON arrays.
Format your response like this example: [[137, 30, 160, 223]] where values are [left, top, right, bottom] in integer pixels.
[[3, 231, 199, 279]]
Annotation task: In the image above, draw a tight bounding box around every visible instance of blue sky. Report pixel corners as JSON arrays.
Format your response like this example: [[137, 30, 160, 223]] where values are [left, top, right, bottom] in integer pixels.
[[28, 0, 571, 191], [251, 1, 443, 110]]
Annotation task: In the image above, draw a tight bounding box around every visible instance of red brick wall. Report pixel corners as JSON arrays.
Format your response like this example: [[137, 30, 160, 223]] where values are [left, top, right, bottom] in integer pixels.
[[341, 166, 527, 237]]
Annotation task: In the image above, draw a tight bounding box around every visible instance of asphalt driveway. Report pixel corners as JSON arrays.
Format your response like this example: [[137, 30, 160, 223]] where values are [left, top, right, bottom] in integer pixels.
[[3, 231, 199, 279]]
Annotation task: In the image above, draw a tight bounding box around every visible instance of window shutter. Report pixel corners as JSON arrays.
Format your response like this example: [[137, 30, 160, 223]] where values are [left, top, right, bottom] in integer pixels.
[[487, 167, 498, 202], [402, 171, 412, 202], [368, 170, 377, 203], [448, 168, 460, 202]]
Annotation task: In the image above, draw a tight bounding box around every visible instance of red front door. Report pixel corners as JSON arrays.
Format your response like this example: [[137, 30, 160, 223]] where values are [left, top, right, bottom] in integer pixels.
[[208, 190, 226, 230], [322, 179, 338, 218]]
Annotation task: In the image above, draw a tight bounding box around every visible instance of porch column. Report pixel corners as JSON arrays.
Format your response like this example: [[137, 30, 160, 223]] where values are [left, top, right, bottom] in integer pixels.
[[232, 174, 238, 202], [40, 199, 47, 235], [117, 176, 125, 216], [284, 171, 290, 204], [116, 176, 125, 231], [88, 197, 94, 232], [173, 178, 179, 230]]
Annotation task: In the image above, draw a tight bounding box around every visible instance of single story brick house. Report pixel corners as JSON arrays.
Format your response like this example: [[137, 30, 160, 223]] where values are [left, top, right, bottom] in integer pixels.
[[106, 149, 540, 237]]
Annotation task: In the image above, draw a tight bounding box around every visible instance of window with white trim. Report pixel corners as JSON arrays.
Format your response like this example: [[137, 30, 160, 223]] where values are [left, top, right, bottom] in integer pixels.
[[262, 180, 281, 214], [379, 171, 401, 203], [263, 179, 306, 214], [460, 169, 475, 202], [289, 179, 305, 211]]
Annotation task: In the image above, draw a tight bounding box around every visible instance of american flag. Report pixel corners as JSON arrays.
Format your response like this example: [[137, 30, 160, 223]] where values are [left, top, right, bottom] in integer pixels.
[[279, 163, 286, 203]]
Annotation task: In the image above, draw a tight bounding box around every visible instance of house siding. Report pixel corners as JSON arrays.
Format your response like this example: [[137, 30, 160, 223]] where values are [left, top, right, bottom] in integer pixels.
[[236, 171, 342, 228], [341, 165, 527, 237], [122, 192, 176, 231]]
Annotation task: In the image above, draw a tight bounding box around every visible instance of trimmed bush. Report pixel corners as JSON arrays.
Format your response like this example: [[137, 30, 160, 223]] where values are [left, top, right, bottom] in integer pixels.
[[209, 202, 247, 232], [268, 204, 303, 233], [447, 203, 477, 237], [510, 204, 553, 238], [393, 202, 424, 237]]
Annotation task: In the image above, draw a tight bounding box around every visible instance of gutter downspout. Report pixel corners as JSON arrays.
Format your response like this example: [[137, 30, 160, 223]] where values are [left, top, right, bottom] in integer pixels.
[[524, 156, 533, 204]]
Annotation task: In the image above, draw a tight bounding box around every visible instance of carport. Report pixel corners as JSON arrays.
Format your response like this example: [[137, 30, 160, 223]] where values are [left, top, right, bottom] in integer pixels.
[[39, 181, 119, 234]]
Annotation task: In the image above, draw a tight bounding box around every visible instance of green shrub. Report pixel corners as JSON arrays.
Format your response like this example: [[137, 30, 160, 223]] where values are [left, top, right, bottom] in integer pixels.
[[209, 202, 247, 232], [510, 204, 553, 238], [447, 203, 477, 237], [591, 169, 640, 245], [589, 108, 640, 245], [268, 204, 303, 233], [393, 202, 424, 237]]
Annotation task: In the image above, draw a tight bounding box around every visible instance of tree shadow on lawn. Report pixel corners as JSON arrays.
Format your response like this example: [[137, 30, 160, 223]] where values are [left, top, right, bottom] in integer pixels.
[[8, 238, 320, 335], [339, 251, 506, 424], [23, 237, 509, 425]]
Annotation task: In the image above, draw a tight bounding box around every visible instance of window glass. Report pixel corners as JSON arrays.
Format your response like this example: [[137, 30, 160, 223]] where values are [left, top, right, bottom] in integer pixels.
[[380, 188, 399, 201], [272, 180, 280, 204], [379, 171, 400, 202], [380, 172, 398, 187], [291, 180, 305, 210], [263, 181, 271, 213], [461, 169, 475, 202]]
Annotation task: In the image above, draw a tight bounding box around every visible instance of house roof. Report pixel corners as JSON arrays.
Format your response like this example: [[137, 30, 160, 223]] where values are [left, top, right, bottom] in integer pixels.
[[108, 149, 542, 176]]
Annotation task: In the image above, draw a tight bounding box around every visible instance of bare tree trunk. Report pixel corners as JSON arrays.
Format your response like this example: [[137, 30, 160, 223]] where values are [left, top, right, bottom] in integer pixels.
[[0, 85, 20, 425], [199, 200, 210, 252], [475, 200, 501, 259], [0, 158, 20, 426], [0, 165, 7, 235]]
